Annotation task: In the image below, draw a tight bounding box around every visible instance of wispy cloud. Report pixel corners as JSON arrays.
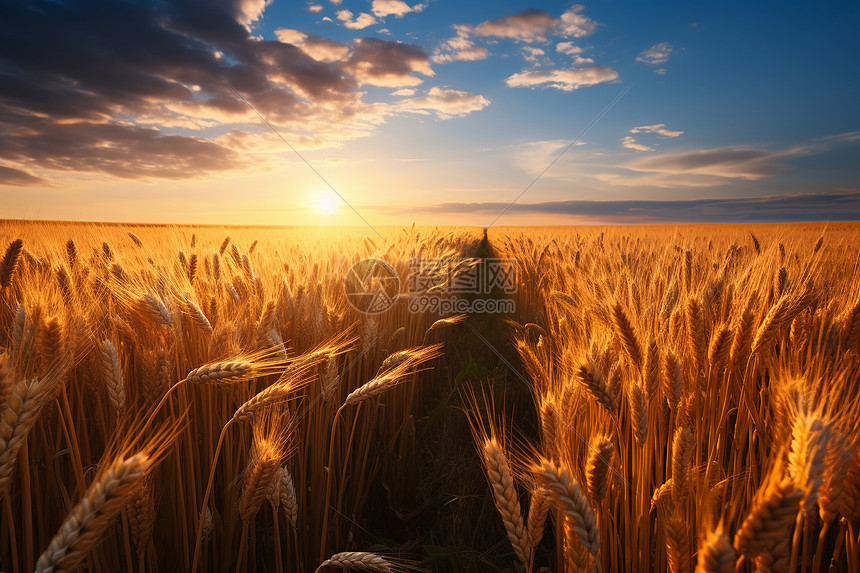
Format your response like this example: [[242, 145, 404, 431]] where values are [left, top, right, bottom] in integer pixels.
[[432, 26, 490, 63], [622, 123, 683, 152], [631, 123, 684, 137], [506, 66, 618, 91], [628, 148, 788, 180], [398, 190, 860, 223], [0, 165, 44, 186], [637, 42, 674, 65]]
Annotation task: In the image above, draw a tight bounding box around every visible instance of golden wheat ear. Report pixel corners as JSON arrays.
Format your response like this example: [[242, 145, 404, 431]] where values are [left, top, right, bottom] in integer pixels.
[[532, 456, 600, 557], [315, 551, 416, 573], [35, 452, 156, 573]]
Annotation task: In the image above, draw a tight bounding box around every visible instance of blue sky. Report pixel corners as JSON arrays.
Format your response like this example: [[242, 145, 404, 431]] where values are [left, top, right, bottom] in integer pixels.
[[0, 0, 858, 225]]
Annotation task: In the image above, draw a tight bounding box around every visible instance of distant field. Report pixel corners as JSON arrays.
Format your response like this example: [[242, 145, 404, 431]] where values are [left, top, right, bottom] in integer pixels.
[[1, 221, 858, 572]]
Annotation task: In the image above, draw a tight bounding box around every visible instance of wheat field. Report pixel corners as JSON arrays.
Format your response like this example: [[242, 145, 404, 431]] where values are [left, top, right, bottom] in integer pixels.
[[1, 221, 859, 572]]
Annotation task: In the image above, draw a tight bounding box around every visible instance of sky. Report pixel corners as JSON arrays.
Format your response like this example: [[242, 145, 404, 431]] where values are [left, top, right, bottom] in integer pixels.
[[1, 0, 858, 226]]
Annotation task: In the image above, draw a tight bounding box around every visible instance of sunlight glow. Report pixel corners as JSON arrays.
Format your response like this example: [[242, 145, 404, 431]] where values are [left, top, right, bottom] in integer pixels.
[[311, 191, 338, 215]]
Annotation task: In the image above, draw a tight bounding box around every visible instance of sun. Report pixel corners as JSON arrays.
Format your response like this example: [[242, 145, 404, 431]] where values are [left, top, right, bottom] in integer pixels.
[[310, 191, 338, 215]]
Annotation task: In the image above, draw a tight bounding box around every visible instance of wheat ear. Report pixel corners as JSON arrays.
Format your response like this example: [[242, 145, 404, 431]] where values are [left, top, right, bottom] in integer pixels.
[[0, 377, 58, 491], [315, 552, 403, 573], [695, 527, 736, 573], [185, 297, 213, 334], [527, 487, 551, 554], [672, 427, 694, 500], [611, 301, 642, 369], [586, 436, 614, 506], [267, 466, 298, 528], [184, 361, 254, 384], [533, 457, 599, 556], [482, 438, 529, 564], [99, 340, 125, 415], [576, 361, 616, 415], [0, 238, 23, 289], [733, 477, 803, 558], [35, 454, 150, 573]]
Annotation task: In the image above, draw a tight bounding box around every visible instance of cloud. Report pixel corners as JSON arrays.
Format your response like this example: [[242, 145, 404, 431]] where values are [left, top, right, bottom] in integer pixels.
[[307, 3, 323, 13], [391, 88, 416, 96], [397, 87, 490, 119], [0, 165, 44, 186], [275, 28, 349, 62], [346, 38, 434, 86], [521, 46, 548, 64], [627, 148, 787, 180], [432, 27, 490, 63], [473, 5, 597, 42], [0, 0, 463, 183], [556, 42, 583, 55], [506, 66, 618, 91], [558, 5, 598, 38], [637, 42, 674, 65], [474, 9, 558, 42], [371, 0, 424, 18], [0, 119, 244, 180], [631, 123, 684, 137], [236, 0, 273, 27], [511, 133, 860, 190], [336, 9, 377, 29], [621, 136, 652, 152], [403, 190, 860, 223]]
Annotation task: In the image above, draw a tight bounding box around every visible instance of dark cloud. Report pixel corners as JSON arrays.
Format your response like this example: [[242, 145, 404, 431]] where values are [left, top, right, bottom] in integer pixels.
[[0, 118, 241, 180], [345, 38, 433, 87], [403, 190, 860, 223], [0, 0, 445, 182], [0, 165, 43, 186]]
